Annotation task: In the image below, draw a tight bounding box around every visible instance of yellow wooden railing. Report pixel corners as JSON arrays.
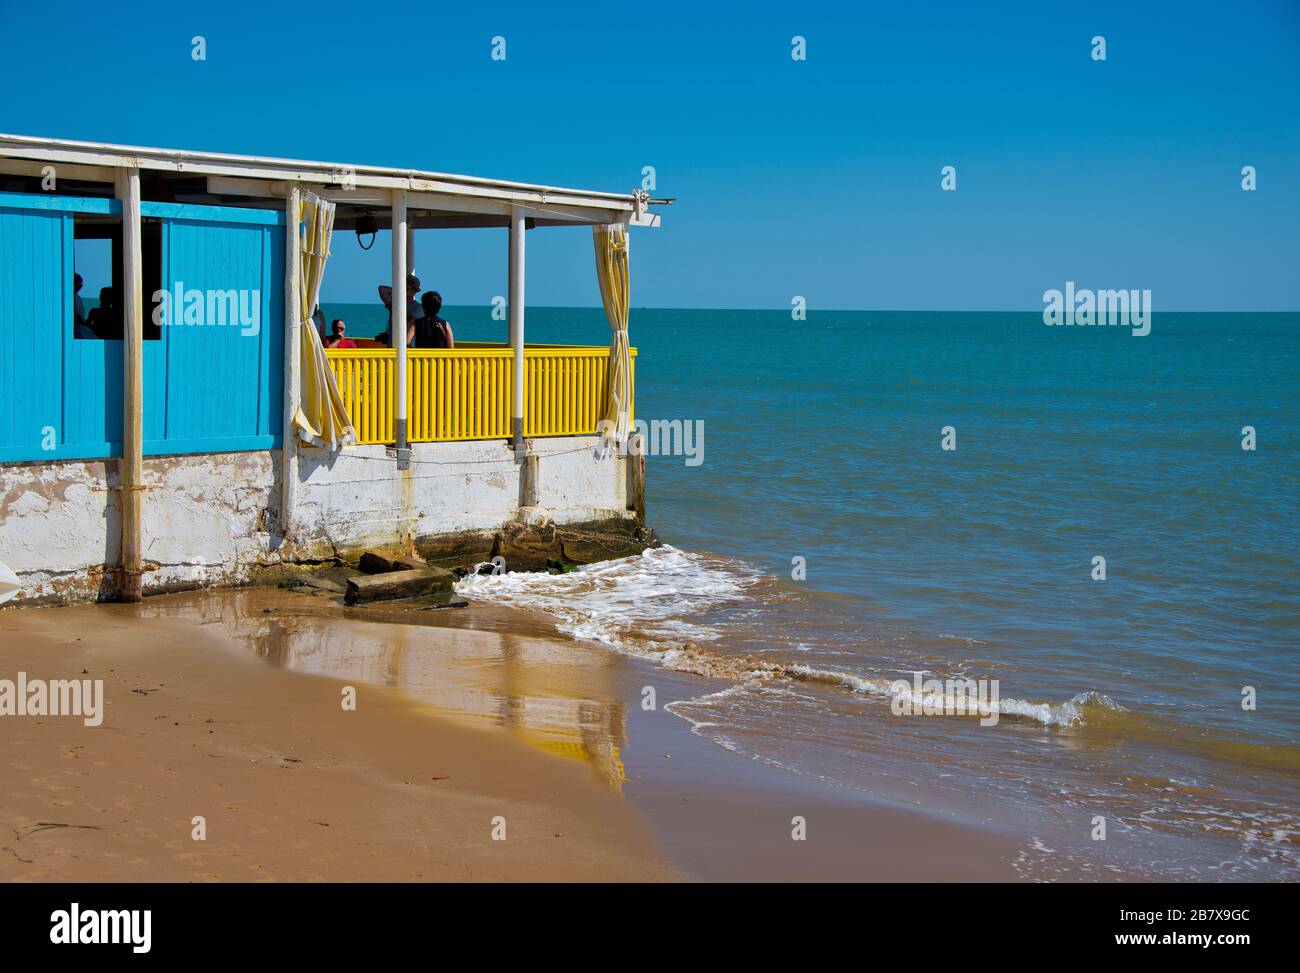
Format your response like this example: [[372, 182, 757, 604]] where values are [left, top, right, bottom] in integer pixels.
[[325, 345, 637, 445]]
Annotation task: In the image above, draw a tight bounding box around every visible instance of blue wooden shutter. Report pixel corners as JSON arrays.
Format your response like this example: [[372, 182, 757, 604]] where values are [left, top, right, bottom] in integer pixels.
[[147, 203, 284, 455], [0, 203, 65, 461]]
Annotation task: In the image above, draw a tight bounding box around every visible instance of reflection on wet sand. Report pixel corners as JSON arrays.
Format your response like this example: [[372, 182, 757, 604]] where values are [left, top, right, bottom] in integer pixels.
[[134, 588, 630, 788]]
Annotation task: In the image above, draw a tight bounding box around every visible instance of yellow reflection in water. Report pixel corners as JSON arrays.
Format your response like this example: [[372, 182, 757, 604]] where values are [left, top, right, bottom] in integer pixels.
[[137, 589, 630, 788]]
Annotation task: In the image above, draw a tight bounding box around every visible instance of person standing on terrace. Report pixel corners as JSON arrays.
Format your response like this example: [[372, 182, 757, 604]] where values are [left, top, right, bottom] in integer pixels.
[[377, 273, 424, 346]]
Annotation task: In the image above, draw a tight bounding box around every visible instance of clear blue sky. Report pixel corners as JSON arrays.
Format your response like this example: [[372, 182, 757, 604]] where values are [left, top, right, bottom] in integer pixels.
[[3, 0, 1297, 309]]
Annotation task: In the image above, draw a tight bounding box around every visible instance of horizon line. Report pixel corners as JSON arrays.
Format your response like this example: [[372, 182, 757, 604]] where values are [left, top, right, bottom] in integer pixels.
[[318, 302, 1300, 314]]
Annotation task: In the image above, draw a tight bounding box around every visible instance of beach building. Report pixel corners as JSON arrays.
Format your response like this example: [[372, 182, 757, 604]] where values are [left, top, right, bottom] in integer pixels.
[[0, 134, 666, 604]]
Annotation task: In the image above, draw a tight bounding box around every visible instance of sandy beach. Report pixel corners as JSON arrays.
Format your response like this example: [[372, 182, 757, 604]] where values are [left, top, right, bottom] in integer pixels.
[[0, 585, 1031, 882], [1, 594, 674, 882]]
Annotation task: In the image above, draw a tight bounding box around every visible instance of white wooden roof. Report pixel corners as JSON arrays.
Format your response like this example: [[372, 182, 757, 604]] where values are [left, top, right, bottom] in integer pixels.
[[0, 133, 667, 229]]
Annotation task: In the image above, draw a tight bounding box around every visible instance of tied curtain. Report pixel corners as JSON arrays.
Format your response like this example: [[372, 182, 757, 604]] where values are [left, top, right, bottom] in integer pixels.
[[593, 223, 632, 440], [292, 193, 356, 449]]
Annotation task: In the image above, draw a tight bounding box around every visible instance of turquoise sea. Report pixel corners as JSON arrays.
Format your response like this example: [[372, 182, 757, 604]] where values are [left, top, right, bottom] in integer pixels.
[[331, 303, 1300, 880]]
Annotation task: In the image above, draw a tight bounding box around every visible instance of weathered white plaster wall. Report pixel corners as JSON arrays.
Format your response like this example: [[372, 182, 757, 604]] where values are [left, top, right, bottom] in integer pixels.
[[0, 459, 119, 600], [294, 436, 626, 550], [142, 451, 279, 592], [0, 436, 629, 604], [531, 437, 627, 519]]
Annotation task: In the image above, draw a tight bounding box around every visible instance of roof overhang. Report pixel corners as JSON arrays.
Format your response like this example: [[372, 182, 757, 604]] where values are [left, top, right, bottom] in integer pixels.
[[0, 133, 668, 229]]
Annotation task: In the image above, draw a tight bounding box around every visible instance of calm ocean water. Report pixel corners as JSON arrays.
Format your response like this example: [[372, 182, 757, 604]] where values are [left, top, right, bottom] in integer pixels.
[[336, 303, 1300, 880]]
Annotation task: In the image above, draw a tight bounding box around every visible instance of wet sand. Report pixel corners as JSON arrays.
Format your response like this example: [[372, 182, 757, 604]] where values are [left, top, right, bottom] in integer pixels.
[[616, 666, 1024, 881], [0, 597, 672, 882], [2, 587, 1025, 882]]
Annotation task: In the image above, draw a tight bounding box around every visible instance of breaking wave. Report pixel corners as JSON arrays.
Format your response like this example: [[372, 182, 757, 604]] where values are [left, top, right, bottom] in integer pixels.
[[455, 545, 1123, 729], [456, 544, 1300, 878]]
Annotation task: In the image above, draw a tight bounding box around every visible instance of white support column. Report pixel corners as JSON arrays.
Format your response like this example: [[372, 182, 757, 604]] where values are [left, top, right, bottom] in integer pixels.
[[508, 204, 526, 451], [392, 190, 409, 458], [282, 184, 301, 538], [406, 224, 416, 276], [117, 167, 144, 602]]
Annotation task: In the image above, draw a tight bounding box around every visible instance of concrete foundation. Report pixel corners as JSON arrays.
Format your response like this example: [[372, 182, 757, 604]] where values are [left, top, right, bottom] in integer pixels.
[[0, 436, 636, 605]]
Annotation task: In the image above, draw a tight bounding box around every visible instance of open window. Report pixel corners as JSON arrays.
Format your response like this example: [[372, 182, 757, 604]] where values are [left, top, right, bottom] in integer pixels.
[[71, 214, 161, 340]]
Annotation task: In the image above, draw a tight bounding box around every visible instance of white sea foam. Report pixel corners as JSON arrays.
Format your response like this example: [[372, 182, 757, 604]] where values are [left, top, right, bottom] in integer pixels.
[[782, 663, 1125, 727], [456, 544, 756, 650], [456, 545, 1124, 729]]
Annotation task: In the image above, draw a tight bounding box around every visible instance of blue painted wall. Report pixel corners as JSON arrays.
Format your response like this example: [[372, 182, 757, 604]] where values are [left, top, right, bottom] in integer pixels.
[[0, 191, 284, 463], [0, 203, 65, 460], [153, 205, 284, 454]]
